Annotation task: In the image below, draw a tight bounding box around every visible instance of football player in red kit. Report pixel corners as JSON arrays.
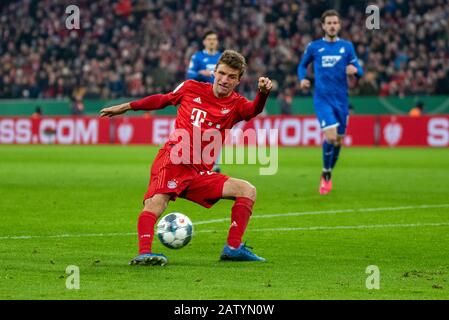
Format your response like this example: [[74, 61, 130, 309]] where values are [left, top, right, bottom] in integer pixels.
[[100, 50, 272, 266]]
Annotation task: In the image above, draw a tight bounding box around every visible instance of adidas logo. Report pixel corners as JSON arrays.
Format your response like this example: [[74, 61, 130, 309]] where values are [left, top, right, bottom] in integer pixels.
[[231, 221, 238, 227], [193, 97, 202, 104]]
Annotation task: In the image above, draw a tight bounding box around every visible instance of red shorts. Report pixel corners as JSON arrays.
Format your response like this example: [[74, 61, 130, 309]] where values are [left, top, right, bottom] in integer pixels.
[[143, 148, 229, 208]]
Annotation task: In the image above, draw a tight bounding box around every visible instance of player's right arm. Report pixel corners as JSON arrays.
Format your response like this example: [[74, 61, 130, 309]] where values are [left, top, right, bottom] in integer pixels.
[[186, 53, 201, 80], [297, 42, 314, 90], [100, 81, 188, 117], [100, 102, 132, 117]]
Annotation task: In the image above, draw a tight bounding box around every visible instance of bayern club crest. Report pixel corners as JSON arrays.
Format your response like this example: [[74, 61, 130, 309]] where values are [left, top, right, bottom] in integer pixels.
[[167, 180, 178, 189]]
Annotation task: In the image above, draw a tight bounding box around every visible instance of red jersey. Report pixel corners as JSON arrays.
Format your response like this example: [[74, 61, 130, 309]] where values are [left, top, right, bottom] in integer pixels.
[[130, 80, 269, 171]]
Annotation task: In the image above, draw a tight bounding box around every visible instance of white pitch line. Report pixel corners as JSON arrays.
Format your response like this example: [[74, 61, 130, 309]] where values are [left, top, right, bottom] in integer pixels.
[[196, 222, 449, 233], [0, 203, 448, 240], [0, 232, 136, 240], [194, 203, 449, 225]]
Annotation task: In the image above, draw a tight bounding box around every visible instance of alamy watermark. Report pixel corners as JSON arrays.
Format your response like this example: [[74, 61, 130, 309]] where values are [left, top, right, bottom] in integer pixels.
[[365, 265, 380, 290], [168, 127, 279, 175], [65, 5, 80, 30], [66, 265, 80, 290], [366, 5, 380, 30]]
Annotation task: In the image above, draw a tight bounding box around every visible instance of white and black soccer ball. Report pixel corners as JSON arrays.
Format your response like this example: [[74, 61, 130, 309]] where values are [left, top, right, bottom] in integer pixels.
[[157, 213, 193, 249]]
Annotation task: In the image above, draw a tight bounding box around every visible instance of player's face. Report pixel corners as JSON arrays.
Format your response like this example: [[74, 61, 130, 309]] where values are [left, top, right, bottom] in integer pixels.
[[203, 34, 218, 52], [213, 64, 241, 98], [322, 16, 341, 38]]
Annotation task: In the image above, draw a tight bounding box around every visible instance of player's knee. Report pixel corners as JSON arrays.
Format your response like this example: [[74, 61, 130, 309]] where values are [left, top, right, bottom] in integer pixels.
[[325, 135, 338, 145], [335, 136, 344, 146], [241, 181, 257, 202], [143, 195, 168, 216], [223, 178, 257, 201]]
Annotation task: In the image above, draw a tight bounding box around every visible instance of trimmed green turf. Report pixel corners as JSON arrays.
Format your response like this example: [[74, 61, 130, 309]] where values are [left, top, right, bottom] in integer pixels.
[[0, 145, 448, 299]]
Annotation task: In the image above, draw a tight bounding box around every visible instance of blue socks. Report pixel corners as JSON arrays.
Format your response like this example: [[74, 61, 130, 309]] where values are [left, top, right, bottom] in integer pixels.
[[323, 141, 342, 172], [322, 141, 334, 171], [331, 144, 341, 169]]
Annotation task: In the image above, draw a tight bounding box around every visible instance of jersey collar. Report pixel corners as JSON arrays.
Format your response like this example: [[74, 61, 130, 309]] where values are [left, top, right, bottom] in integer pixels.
[[322, 37, 340, 42], [203, 49, 219, 56]]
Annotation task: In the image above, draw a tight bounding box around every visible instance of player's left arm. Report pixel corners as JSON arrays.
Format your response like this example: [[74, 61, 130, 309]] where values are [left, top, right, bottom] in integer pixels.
[[237, 77, 272, 121], [347, 42, 364, 78]]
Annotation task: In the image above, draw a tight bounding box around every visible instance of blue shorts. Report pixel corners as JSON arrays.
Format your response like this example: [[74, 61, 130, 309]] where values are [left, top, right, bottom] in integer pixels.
[[314, 95, 349, 135]]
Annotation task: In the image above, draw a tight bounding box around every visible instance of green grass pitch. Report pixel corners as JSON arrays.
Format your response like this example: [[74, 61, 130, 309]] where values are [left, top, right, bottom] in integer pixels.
[[0, 145, 448, 299]]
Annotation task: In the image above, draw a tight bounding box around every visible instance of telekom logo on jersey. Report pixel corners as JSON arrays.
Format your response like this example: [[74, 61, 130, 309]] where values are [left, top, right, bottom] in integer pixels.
[[190, 108, 207, 128]]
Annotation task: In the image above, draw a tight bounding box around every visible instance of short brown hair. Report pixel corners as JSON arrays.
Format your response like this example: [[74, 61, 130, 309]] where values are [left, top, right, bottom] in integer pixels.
[[216, 50, 247, 79], [202, 30, 217, 40], [321, 9, 341, 23]]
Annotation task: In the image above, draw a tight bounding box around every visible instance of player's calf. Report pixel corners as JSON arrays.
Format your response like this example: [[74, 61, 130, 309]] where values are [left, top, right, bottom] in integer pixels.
[[331, 137, 343, 169], [136, 194, 170, 257], [221, 178, 258, 253]]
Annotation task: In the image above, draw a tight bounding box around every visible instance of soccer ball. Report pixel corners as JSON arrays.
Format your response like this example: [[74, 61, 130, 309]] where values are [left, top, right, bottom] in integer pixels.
[[157, 213, 193, 249]]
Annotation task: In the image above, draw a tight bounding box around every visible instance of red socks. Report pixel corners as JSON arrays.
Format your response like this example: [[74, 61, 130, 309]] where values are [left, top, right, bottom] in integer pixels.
[[137, 211, 158, 254], [227, 197, 254, 249]]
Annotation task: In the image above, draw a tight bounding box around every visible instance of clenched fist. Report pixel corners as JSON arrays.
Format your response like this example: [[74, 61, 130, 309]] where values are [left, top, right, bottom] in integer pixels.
[[346, 65, 358, 75], [300, 79, 311, 90], [258, 77, 272, 94]]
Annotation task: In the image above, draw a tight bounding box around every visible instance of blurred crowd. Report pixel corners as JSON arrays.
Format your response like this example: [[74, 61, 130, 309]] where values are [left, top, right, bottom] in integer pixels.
[[0, 0, 448, 100]]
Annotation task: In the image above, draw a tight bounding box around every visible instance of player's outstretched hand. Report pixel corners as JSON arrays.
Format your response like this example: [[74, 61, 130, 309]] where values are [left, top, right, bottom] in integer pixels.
[[300, 79, 311, 90], [258, 77, 272, 94], [346, 65, 358, 75], [100, 103, 131, 117]]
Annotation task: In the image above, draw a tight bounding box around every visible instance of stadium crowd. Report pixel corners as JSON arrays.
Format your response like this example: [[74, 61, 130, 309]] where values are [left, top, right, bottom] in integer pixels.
[[0, 0, 448, 100]]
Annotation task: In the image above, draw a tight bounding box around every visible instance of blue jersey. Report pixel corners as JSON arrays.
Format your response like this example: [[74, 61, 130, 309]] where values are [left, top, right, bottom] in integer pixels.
[[298, 37, 363, 100], [297, 37, 363, 132], [186, 50, 222, 84]]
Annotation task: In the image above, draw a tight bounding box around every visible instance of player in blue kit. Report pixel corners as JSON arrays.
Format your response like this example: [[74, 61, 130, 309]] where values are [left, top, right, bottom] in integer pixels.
[[186, 30, 221, 83], [186, 30, 223, 172], [298, 10, 363, 195]]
